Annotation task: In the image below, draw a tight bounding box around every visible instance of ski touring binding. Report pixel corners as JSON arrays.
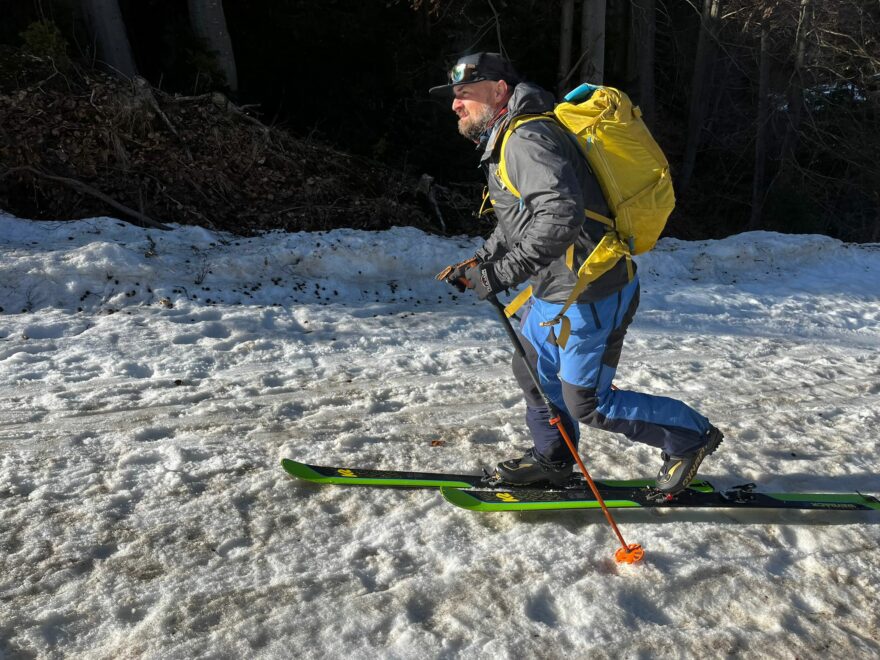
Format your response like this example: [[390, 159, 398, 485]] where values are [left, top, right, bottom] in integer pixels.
[[721, 483, 758, 504]]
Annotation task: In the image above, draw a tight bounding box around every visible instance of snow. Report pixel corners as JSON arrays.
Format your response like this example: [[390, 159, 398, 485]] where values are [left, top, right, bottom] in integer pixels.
[[1, 212, 879, 658]]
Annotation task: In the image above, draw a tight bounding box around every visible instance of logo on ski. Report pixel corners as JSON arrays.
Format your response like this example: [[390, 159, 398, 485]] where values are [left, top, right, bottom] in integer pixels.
[[337, 469, 357, 478], [495, 492, 519, 503]]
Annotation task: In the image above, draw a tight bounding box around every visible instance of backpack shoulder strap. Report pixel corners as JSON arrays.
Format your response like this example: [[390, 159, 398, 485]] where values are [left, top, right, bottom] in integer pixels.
[[496, 113, 556, 199], [498, 114, 615, 227]]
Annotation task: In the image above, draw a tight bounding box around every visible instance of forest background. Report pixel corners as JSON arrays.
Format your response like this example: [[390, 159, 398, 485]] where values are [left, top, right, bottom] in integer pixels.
[[0, 0, 878, 242]]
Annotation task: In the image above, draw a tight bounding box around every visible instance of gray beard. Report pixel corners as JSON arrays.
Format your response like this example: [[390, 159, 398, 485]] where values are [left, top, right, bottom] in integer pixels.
[[457, 105, 495, 142]]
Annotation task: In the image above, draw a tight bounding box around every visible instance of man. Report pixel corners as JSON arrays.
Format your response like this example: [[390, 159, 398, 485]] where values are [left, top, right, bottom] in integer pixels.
[[431, 52, 723, 495]]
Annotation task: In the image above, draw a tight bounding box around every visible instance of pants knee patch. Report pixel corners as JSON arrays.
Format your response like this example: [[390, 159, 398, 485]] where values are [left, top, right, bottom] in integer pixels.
[[561, 381, 600, 426]]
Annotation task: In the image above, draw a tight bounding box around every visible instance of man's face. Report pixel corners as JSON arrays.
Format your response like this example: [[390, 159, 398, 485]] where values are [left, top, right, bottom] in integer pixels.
[[451, 80, 507, 142]]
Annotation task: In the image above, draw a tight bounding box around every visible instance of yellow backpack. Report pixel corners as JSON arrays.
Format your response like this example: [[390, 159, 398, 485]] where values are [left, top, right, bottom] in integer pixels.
[[496, 83, 675, 348]]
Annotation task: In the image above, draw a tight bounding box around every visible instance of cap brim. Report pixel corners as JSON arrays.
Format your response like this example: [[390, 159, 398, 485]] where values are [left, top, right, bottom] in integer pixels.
[[428, 83, 455, 97], [428, 78, 489, 97]]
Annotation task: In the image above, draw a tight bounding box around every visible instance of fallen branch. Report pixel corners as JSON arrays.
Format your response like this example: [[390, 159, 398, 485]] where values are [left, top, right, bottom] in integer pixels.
[[1, 166, 172, 230]]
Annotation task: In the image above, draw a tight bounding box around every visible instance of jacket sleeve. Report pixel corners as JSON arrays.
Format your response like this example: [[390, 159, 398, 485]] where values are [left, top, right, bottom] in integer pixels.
[[475, 225, 509, 263], [491, 125, 585, 289]]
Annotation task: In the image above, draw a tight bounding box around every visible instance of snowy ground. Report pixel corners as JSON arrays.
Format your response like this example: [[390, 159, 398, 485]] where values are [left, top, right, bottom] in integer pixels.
[[1, 213, 879, 659]]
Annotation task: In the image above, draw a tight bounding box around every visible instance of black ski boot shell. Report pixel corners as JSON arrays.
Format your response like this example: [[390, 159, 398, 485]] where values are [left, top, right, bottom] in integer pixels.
[[495, 449, 573, 486]]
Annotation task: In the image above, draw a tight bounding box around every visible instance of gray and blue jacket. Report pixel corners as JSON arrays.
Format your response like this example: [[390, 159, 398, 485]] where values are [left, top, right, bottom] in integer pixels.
[[475, 82, 633, 303]]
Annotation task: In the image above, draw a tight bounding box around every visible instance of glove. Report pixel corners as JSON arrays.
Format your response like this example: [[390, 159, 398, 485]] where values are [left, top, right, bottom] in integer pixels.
[[435, 256, 480, 293], [463, 262, 502, 300]]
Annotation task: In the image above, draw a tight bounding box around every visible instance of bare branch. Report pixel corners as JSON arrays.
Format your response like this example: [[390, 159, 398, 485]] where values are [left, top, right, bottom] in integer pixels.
[[0, 166, 172, 230]]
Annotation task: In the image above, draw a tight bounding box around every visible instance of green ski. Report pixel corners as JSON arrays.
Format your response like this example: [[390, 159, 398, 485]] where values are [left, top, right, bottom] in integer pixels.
[[441, 483, 880, 512], [281, 458, 713, 492]]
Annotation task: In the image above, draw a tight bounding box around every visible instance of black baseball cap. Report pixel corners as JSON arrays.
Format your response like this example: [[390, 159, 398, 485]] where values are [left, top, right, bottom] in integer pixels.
[[429, 52, 521, 97]]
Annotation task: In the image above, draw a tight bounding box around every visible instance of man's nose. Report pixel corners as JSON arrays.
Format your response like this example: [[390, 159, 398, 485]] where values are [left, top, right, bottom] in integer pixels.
[[451, 98, 463, 112]]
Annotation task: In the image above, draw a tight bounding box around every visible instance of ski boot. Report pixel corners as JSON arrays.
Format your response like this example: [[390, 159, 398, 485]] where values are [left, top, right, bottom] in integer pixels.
[[655, 425, 724, 496], [495, 448, 573, 486]]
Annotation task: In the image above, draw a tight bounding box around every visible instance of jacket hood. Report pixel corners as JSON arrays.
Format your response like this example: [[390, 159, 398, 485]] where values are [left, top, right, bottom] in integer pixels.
[[507, 82, 556, 117], [479, 82, 556, 161]]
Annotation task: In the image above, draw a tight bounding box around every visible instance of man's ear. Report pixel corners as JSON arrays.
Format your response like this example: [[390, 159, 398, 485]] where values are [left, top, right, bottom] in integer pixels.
[[494, 80, 510, 103]]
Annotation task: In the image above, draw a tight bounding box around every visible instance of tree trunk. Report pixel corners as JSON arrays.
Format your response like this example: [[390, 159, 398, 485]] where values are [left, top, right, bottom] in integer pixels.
[[631, 0, 656, 126], [187, 0, 238, 91], [680, 0, 722, 193], [557, 0, 575, 95], [606, 0, 630, 84], [780, 0, 812, 167], [625, 1, 638, 86], [580, 0, 606, 84], [81, 0, 137, 78], [749, 21, 772, 231]]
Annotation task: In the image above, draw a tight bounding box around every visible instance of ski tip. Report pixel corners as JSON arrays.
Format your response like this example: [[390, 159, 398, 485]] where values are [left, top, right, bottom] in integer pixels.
[[280, 458, 322, 481], [440, 487, 486, 511]]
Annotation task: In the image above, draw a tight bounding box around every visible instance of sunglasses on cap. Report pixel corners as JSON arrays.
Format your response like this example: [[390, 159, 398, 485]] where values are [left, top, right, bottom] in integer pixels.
[[449, 63, 481, 85]]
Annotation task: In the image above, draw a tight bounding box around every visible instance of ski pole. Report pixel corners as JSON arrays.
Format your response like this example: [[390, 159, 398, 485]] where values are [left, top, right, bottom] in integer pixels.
[[487, 295, 644, 565]]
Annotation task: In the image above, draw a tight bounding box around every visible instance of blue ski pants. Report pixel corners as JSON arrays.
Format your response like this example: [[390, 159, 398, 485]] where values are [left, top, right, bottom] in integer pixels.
[[512, 276, 711, 463]]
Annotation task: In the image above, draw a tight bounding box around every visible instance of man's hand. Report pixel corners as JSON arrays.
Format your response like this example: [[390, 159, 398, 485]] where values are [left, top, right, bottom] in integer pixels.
[[463, 262, 502, 300], [435, 257, 480, 292]]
